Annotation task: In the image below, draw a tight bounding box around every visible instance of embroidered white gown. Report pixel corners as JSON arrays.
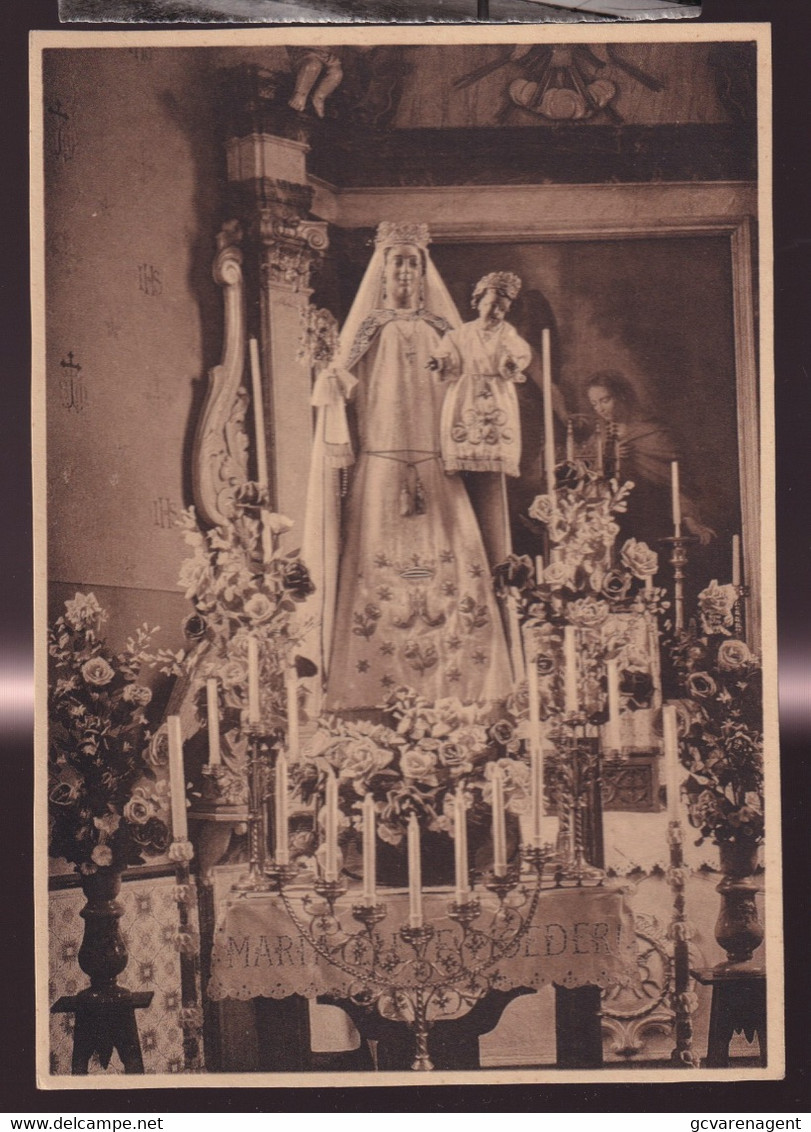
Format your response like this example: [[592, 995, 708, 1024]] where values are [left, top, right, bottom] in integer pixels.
[[325, 309, 514, 711], [437, 320, 531, 479]]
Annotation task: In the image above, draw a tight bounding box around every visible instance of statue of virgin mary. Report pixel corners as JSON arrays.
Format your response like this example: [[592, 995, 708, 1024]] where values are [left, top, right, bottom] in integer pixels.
[[302, 222, 515, 712]]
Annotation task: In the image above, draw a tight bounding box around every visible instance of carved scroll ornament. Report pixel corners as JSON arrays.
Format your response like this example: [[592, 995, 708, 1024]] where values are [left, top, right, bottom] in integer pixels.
[[192, 221, 250, 528]]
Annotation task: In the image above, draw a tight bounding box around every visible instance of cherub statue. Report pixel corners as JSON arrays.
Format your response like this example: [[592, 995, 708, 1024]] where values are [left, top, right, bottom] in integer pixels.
[[287, 47, 344, 118], [430, 271, 531, 479]]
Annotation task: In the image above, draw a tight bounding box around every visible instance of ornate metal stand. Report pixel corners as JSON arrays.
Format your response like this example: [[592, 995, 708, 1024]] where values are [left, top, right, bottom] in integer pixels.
[[168, 838, 203, 1070], [733, 583, 750, 640], [552, 716, 606, 887], [233, 728, 275, 892], [259, 845, 550, 1071], [659, 535, 699, 635], [666, 820, 698, 1067]]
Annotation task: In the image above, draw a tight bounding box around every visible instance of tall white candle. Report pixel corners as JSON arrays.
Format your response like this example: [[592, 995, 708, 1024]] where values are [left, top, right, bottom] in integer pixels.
[[206, 678, 221, 766], [491, 765, 508, 876], [324, 768, 339, 882], [535, 555, 544, 586], [566, 418, 574, 462], [645, 573, 654, 595], [732, 534, 741, 588], [526, 647, 544, 847], [542, 328, 555, 497], [249, 337, 269, 491], [671, 461, 682, 537], [362, 793, 377, 905], [407, 814, 423, 927], [663, 704, 681, 822], [564, 626, 578, 714], [167, 714, 188, 841], [606, 658, 621, 753], [453, 789, 470, 902], [247, 636, 260, 726], [285, 663, 300, 758], [275, 752, 289, 865]]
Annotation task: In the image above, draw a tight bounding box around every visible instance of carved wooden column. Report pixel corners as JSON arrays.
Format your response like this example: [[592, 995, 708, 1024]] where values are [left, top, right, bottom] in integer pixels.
[[226, 128, 328, 531]]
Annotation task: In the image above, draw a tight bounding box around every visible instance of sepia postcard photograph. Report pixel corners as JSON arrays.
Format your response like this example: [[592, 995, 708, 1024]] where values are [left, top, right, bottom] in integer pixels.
[[32, 23, 780, 1089]]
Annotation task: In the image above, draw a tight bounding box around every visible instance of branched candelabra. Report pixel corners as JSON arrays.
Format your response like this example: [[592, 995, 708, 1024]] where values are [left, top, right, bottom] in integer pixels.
[[264, 847, 551, 1071]]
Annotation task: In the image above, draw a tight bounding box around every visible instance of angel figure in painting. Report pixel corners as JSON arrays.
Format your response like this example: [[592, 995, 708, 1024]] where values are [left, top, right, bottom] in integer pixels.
[[302, 222, 514, 713], [431, 271, 531, 480], [585, 369, 716, 546]]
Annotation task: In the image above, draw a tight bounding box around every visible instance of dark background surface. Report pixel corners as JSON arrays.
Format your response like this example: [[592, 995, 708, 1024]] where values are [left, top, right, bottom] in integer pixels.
[[4, 0, 810, 1113]]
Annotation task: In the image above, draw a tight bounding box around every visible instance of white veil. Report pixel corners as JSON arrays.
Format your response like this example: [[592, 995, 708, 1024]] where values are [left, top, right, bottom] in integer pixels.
[[301, 223, 462, 694]]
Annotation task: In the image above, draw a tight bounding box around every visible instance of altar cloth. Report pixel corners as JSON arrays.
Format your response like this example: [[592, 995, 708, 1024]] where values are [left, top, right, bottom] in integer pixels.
[[207, 883, 639, 1002]]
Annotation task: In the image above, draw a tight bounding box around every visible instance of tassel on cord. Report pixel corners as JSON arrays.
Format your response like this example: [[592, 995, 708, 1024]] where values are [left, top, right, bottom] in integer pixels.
[[400, 463, 427, 518]]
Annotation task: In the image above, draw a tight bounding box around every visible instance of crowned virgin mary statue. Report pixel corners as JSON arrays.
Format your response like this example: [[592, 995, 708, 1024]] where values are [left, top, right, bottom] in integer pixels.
[[302, 222, 515, 713]]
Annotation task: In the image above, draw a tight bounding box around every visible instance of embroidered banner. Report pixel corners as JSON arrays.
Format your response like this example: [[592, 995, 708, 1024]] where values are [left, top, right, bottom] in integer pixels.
[[207, 884, 639, 1002]]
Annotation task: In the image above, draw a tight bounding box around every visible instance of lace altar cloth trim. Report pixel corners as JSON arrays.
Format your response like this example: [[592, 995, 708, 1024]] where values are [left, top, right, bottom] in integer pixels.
[[207, 885, 639, 1002]]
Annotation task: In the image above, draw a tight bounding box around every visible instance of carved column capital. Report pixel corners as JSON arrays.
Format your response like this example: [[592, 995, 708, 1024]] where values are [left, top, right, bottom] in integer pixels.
[[259, 213, 329, 293]]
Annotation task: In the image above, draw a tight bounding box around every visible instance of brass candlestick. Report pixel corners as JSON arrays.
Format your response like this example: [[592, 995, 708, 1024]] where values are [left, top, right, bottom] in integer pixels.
[[233, 727, 272, 892], [733, 583, 750, 640], [660, 535, 699, 635]]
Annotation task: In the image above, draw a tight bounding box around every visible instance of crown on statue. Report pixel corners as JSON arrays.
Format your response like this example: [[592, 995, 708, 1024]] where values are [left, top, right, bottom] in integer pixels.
[[474, 271, 522, 302], [375, 221, 431, 250]]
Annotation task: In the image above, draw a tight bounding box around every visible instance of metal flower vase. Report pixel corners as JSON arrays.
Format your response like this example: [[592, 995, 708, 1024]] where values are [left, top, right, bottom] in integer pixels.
[[714, 841, 764, 971]]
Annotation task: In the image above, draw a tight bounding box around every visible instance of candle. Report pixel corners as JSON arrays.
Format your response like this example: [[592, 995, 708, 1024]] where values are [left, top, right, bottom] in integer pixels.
[[324, 768, 338, 882], [247, 636, 260, 726], [606, 658, 621, 753], [663, 704, 681, 822], [286, 663, 300, 758], [564, 626, 578, 714], [671, 461, 682, 537], [526, 646, 544, 847], [645, 573, 654, 595], [362, 793, 377, 904], [732, 534, 741, 588], [535, 554, 544, 586], [453, 789, 470, 902], [542, 328, 555, 497], [407, 814, 423, 927], [491, 765, 508, 876], [206, 678, 221, 766], [566, 417, 574, 463], [249, 337, 269, 490], [275, 752, 289, 865], [595, 423, 604, 477], [167, 714, 188, 841]]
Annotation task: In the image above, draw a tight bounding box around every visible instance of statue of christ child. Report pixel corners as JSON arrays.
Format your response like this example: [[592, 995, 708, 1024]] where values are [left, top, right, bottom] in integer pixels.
[[431, 272, 532, 479]]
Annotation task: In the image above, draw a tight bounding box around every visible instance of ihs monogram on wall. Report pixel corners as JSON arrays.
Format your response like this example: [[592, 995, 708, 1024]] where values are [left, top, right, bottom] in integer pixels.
[[59, 352, 87, 413], [455, 44, 665, 123]]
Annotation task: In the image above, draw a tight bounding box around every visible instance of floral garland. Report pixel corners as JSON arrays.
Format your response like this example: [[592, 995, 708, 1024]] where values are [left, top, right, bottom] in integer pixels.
[[292, 686, 531, 848], [670, 581, 764, 848], [176, 505, 315, 780], [48, 593, 178, 873]]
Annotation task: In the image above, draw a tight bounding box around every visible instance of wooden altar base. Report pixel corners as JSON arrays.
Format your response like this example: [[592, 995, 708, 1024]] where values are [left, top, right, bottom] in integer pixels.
[[691, 968, 766, 1068], [52, 990, 154, 1074]]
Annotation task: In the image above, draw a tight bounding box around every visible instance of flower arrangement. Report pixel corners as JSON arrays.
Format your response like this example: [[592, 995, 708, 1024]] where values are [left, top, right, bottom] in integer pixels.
[[495, 462, 667, 722], [48, 593, 176, 873], [292, 686, 531, 848], [670, 581, 764, 848], [177, 504, 315, 737]]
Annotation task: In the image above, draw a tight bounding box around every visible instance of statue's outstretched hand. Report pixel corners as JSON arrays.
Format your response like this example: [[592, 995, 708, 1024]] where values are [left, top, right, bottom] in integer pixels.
[[684, 515, 717, 545]]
